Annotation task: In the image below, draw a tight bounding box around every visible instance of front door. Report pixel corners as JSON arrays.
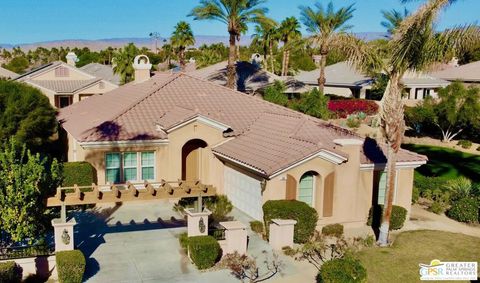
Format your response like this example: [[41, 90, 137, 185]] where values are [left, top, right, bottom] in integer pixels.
[[182, 139, 207, 181]]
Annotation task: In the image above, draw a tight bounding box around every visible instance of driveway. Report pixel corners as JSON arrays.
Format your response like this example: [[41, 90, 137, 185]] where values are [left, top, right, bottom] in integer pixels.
[[72, 200, 317, 283]]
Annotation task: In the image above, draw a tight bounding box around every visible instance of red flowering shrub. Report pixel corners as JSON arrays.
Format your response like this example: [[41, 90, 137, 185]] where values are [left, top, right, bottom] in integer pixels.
[[328, 100, 379, 118]]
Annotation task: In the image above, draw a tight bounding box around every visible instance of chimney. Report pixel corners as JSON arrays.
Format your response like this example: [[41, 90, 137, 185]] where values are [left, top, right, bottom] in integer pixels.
[[133, 55, 152, 83], [65, 52, 78, 66]]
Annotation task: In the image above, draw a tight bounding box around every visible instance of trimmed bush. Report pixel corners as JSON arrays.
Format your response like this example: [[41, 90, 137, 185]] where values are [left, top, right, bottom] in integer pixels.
[[250, 221, 264, 234], [429, 201, 445, 214], [447, 197, 479, 223], [56, 250, 86, 283], [328, 99, 378, 118], [179, 232, 189, 251], [263, 200, 318, 244], [188, 236, 221, 270], [0, 261, 22, 283], [457, 140, 472, 149], [321, 224, 344, 238], [412, 186, 420, 204], [367, 205, 407, 230], [317, 256, 367, 283], [62, 162, 95, 186]]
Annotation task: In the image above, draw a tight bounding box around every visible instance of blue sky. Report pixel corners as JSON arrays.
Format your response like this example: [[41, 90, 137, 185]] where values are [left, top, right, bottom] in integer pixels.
[[0, 0, 478, 44]]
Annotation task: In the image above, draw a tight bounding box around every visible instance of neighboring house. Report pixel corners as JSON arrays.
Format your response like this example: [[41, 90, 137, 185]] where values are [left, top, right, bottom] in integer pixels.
[[59, 58, 427, 228], [189, 60, 280, 94], [14, 53, 118, 108], [294, 62, 373, 98], [402, 71, 450, 103], [0, 66, 18, 79], [80, 63, 121, 86], [431, 61, 480, 86]]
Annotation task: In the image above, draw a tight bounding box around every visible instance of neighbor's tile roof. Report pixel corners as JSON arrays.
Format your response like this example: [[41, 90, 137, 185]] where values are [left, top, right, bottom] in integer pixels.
[[0, 67, 18, 79], [80, 63, 121, 85], [402, 71, 450, 87], [30, 78, 101, 93], [295, 61, 373, 87], [59, 72, 427, 176], [430, 61, 480, 82]]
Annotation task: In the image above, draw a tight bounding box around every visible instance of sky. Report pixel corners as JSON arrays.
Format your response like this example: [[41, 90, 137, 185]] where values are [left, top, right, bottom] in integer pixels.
[[0, 0, 479, 44]]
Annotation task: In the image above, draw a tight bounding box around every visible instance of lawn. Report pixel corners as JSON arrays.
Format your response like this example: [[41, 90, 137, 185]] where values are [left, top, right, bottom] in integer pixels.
[[402, 144, 480, 182], [357, 230, 480, 283]]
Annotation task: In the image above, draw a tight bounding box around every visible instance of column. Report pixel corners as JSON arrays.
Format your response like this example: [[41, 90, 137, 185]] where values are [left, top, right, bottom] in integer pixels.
[[220, 221, 248, 255], [269, 219, 297, 250]]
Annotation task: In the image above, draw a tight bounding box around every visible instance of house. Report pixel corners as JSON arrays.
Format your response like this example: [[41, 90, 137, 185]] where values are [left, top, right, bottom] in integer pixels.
[[188, 60, 280, 94], [58, 56, 427, 228], [431, 61, 480, 86], [402, 71, 450, 104], [80, 63, 121, 86], [0, 66, 17, 79], [14, 52, 118, 108]]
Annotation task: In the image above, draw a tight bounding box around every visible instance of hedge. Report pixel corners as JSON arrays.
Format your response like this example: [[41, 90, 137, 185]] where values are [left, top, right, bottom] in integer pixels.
[[447, 197, 479, 223], [328, 99, 378, 118], [317, 256, 367, 283], [188, 236, 221, 270], [367, 205, 407, 230], [0, 261, 22, 283], [263, 200, 318, 244], [250, 221, 264, 234], [321, 224, 344, 238], [62, 162, 96, 187], [56, 250, 86, 283]]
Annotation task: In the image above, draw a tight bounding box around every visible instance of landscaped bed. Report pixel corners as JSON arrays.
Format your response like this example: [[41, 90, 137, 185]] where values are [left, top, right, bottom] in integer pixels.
[[356, 230, 480, 282]]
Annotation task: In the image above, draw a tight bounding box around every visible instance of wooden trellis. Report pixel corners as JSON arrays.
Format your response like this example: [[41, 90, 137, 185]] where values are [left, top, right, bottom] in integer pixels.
[[46, 180, 216, 207]]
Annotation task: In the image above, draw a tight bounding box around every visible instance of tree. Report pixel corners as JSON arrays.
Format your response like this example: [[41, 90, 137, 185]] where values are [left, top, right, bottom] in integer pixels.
[[113, 43, 139, 84], [299, 1, 359, 92], [251, 21, 278, 73], [0, 80, 57, 150], [189, 0, 269, 89], [171, 21, 195, 70], [0, 139, 61, 245], [278, 17, 301, 76], [381, 8, 410, 34], [2, 56, 29, 74], [222, 251, 283, 283], [263, 80, 288, 106], [293, 88, 330, 120], [375, 0, 478, 245]]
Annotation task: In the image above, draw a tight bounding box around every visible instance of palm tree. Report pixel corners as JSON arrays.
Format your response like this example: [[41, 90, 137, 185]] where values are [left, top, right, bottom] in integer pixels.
[[299, 1, 356, 92], [113, 43, 139, 84], [374, 0, 479, 245], [189, 0, 269, 89], [171, 21, 196, 70], [278, 17, 301, 76], [251, 21, 278, 72], [381, 8, 410, 34]]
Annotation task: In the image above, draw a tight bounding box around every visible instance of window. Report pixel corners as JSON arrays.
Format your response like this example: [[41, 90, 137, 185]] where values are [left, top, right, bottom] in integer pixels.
[[106, 153, 121, 184], [105, 152, 155, 183], [55, 95, 73, 108], [55, 67, 69, 77], [377, 171, 397, 205], [298, 173, 315, 207]]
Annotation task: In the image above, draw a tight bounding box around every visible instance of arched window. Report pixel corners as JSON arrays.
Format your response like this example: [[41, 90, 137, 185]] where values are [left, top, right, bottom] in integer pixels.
[[298, 172, 316, 207]]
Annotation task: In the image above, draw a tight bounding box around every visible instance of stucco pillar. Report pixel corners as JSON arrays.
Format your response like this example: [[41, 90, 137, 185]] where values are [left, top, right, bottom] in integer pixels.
[[359, 88, 367, 99], [51, 218, 76, 252], [220, 221, 248, 255], [185, 208, 211, 237], [269, 219, 297, 250]]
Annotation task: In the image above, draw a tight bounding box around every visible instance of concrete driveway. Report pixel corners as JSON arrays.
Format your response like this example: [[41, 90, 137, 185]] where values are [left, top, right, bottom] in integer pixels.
[[72, 200, 317, 283]]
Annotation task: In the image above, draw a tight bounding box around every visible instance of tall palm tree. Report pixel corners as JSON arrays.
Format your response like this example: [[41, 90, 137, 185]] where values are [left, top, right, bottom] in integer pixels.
[[299, 1, 355, 92], [113, 43, 139, 84], [278, 17, 301, 76], [171, 21, 196, 70], [381, 8, 410, 34], [189, 0, 269, 89], [251, 21, 278, 72], [375, 0, 478, 245]]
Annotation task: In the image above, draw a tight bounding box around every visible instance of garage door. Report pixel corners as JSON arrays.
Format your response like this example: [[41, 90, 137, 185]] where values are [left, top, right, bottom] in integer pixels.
[[224, 166, 263, 220]]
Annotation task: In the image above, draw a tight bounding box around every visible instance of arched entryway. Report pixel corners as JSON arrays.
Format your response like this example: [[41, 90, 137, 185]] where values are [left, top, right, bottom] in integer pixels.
[[182, 139, 207, 181], [298, 171, 319, 207]]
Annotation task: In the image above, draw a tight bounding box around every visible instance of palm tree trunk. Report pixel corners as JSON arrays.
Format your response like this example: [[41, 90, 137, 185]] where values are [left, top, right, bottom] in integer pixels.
[[318, 51, 327, 93], [377, 72, 405, 246], [285, 50, 291, 76], [281, 50, 286, 76], [227, 33, 236, 89], [269, 42, 275, 73], [180, 48, 185, 70]]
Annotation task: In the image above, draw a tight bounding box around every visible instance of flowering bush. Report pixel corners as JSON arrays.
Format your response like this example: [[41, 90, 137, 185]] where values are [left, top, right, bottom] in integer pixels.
[[328, 99, 379, 118]]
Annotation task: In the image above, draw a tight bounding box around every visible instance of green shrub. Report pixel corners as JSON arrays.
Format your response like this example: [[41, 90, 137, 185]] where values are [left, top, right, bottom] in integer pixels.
[[317, 256, 367, 283], [367, 205, 407, 230], [457, 140, 473, 149], [282, 246, 296, 257], [179, 232, 189, 251], [263, 80, 288, 107], [444, 177, 473, 201], [414, 175, 447, 197], [412, 186, 420, 204], [263, 200, 318, 244], [56, 250, 86, 283], [429, 201, 446, 214], [0, 261, 22, 283], [476, 146, 480, 151], [447, 197, 479, 223], [205, 195, 233, 222], [321, 224, 344, 238], [250, 221, 264, 234], [346, 115, 361, 128], [62, 162, 96, 186], [188, 236, 221, 270]]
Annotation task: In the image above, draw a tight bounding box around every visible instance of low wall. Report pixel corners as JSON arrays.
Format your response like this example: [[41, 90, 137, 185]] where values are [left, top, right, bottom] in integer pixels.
[[0, 255, 57, 281]]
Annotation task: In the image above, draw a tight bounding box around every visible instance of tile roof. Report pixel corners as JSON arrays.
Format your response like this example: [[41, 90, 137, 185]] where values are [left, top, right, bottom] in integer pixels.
[[59, 72, 427, 176], [430, 61, 480, 82], [80, 63, 121, 85], [30, 79, 101, 93], [0, 67, 18, 79], [402, 71, 450, 87], [295, 62, 373, 87]]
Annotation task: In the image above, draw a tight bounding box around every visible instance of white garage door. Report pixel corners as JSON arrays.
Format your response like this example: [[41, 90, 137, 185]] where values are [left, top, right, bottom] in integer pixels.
[[224, 166, 263, 220]]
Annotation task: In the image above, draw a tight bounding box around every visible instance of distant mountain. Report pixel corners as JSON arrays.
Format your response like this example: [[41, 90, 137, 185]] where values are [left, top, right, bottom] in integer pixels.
[[0, 32, 389, 51]]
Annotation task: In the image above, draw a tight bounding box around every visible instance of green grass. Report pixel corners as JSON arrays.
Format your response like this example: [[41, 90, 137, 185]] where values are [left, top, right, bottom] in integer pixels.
[[402, 144, 480, 182], [357, 230, 480, 283]]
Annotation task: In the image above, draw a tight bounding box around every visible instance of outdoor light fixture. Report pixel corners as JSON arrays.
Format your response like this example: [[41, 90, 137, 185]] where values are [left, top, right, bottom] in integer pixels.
[[260, 179, 267, 195]]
